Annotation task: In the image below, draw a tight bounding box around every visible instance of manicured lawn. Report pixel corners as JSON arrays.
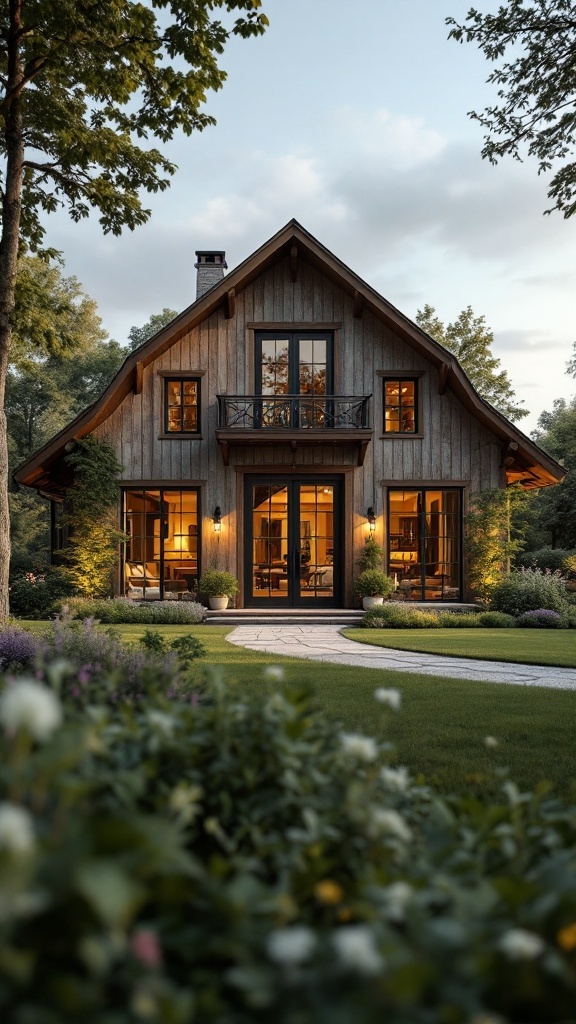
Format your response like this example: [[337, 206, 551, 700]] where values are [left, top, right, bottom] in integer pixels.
[[342, 626, 576, 668], [19, 621, 576, 799]]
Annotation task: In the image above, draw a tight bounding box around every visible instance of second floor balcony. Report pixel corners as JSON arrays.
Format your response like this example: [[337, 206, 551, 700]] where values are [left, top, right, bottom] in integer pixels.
[[215, 393, 373, 465]]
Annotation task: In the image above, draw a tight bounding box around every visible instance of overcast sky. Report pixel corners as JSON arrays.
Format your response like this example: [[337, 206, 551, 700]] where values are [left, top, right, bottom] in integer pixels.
[[46, 0, 576, 434]]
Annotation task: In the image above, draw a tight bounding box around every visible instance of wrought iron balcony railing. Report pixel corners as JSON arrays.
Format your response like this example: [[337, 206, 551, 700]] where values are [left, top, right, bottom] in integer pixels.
[[217, 394, 371, 430]]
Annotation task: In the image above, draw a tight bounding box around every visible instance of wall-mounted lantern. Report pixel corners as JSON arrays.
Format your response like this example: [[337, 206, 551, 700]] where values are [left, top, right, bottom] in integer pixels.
[[213, 506, 222, 533], [366, 506, 376, 532]]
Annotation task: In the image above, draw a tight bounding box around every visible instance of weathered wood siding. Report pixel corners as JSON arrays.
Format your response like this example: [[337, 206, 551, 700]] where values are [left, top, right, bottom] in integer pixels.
[[94, 255, 502, 594]]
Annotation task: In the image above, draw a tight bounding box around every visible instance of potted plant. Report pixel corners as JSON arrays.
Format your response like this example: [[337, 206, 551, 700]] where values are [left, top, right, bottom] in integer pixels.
[[199, 569, 239, 610], [353, 568, 393, 610]]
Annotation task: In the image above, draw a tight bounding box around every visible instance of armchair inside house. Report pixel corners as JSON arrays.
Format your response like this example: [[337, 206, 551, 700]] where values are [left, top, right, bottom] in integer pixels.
[[125, 561, 188, 600]]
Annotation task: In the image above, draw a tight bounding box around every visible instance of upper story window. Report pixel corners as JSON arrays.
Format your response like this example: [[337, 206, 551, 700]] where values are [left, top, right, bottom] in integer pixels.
[[164, 377, 201, 434], [383, 378, 418, 434], [256, 331, 333, 396]]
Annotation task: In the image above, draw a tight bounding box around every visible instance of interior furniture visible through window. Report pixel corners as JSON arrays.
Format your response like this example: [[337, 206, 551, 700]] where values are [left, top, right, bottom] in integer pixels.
[[164, 377, 201, 434], [123, 488, 200, 600], [383, 378, 418, 433], [387, 488, 461, 601]]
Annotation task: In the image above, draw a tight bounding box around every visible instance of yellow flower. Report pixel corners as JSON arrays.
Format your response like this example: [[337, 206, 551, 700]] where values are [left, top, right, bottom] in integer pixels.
[[557, 922, 576, 951], [314, 879, 344, 905]]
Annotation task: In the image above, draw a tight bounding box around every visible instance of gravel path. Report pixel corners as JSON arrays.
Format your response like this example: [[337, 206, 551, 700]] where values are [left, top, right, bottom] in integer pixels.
[[226, 624, 576, 690]]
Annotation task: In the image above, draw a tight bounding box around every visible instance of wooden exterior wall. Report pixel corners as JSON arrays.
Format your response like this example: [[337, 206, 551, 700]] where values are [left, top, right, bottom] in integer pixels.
[[93, 255, 502, 599]]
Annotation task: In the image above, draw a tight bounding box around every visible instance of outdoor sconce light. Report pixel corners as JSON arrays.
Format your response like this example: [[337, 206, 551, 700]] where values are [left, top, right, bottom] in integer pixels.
[[213, 506, 222, 533], [366, 506, 376, 532]]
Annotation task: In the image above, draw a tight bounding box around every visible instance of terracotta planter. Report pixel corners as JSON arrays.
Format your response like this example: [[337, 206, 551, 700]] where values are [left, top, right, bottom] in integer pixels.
[[208, 596, 229, 610], [362, 595, 385, 610]]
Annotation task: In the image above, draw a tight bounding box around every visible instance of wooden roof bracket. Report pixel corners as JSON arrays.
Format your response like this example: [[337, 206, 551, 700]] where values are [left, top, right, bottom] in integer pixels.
[[224, 288, 236, 320], [501, 440, 519, 468], [438, 363, 450, 395], [290, 245, 298, 283], [218, 438, 230, 466], [353, 290, 364, 319]]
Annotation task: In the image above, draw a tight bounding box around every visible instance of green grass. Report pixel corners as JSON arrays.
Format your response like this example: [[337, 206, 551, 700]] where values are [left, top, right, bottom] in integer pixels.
[[18, 621, 576, 800], [341, 627, 576, 668]]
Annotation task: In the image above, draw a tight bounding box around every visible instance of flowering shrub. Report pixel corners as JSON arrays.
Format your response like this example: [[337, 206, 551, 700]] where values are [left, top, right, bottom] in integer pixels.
[[518, 547, 576, 575], [363, 604, 439, 628], [61, 596, 206, 624], [1, 665, 576, 1020], [0, 628, 42, 671], [516, 608, 566, 629], [490, 567, 568, 617], [9, 565, 72, 619]]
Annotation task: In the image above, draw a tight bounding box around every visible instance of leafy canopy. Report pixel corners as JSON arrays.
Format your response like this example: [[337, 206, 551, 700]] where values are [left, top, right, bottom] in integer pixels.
[[415, 304, 528, 421], [1, 0, 268, 249], [447, 1, 576, 217], [530, 396, 576, 548]]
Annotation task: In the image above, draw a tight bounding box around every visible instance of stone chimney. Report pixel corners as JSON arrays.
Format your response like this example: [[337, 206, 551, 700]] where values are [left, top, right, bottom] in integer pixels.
[[195, 251, 227, 299]]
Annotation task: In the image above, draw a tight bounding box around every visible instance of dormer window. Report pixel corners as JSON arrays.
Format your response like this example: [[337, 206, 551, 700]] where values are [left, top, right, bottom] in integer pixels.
[[164, 376, 201, 434]]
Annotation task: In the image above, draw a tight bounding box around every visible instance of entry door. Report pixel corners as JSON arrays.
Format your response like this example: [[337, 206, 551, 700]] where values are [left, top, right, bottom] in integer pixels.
[[245, 476, 342, 607]]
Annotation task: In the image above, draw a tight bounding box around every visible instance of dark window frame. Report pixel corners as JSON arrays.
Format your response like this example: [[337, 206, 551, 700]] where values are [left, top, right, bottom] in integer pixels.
[[382, 376, 419, 434], [158, 370, 205, 439], [386, 486, 463, 602], [255, 330, 334, 397], [121, 485, 202, 601]]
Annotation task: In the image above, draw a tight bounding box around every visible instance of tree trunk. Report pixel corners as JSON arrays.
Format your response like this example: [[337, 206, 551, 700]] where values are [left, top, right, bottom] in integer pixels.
[[0, 1, 24, 621]]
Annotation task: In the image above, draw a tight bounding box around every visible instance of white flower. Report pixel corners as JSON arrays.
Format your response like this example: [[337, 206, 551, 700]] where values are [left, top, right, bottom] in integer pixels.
[[499, 928, 544, 960], [0, 803, 35, 853], [370, 808, 411, 843], [267, 925, 316, 966], [332, 925, 383, 975], [382, 881, 413, 922], [341, 733, 378, 762], [380, 766, 410, 792], [0, 680, 62, 742], [263, 665, 285, 683], [484, 735, 499, 749], [147, 710, 175, 735], [374, 687, 401, 710]]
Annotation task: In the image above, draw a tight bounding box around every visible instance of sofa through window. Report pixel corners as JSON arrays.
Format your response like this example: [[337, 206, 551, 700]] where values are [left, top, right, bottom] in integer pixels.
[[123, 488, 200, 600]]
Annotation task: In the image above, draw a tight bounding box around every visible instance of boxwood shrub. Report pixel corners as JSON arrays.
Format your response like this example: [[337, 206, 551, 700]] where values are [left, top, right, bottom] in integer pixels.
[[362, 604, 440, 628], [437, 611, 483, 627], [476, 610, 517, 628], [2, 662, 576, 1021]]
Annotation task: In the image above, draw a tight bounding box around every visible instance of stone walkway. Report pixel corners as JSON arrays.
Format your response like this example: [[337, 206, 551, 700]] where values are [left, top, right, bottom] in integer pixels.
[[226, 625, 576, 690]]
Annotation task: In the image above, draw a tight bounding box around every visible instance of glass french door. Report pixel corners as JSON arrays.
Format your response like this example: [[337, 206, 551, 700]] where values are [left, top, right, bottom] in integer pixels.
[[255, 331, 333, 428], [245, 476, 342, 607], [387, 489, 462, 601]]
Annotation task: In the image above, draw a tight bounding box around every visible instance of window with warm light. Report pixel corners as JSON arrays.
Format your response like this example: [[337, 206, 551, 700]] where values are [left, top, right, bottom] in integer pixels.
[[383, 379, 417, 433], [123, 488, 200, 600], [164, 377, 200, 434]]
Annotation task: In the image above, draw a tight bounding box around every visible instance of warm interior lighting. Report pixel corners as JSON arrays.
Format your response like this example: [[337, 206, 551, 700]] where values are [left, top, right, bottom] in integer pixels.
[[213, 506, 222, 533], [366, 506, 376, 532]]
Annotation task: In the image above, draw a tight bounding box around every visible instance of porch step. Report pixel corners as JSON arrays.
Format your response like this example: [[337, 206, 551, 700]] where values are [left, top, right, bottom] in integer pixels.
[[203, 603, 478, 627]]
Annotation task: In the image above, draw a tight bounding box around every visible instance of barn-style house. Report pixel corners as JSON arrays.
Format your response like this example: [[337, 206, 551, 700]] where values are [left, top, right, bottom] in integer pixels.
[[14, 221, 564, 608]]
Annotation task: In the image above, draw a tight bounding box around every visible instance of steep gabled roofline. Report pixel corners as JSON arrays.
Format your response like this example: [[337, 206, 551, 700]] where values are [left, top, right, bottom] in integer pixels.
[[14, 218, 565, 490]]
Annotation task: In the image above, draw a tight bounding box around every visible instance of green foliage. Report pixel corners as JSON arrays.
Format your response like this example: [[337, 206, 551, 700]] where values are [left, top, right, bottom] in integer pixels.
[[63, 437, 125, 597], [61, 596, 207, 625], [9, 565, 73, 619], [127, 308, 179, 351], [356, 537, 385, 573], [415, 304, 528, 420], [353, 569, 393, 599], [198, 569, 239, 598], [491, 567, 569, 617], [518, 547, 576, 574], [465, 486, 529, 603], [4, 661, 576, 1020], [363, 604, 440, 628], [437, 611, 483, 627], [139, 629, 207, 665], [530, 397, 576, 550], [477, 610, 518, 627], [2, 1, 269, 250], [447, 1, 576, 218]]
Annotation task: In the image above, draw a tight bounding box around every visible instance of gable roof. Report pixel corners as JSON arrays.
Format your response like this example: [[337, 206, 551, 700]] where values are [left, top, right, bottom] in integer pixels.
[[14, 218, 565, 493]]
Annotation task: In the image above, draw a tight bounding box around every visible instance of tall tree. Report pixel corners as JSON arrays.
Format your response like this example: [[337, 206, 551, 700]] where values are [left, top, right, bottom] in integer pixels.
[[530, 397, 576, 548], [127, 308, 179, 351], [415, 304, 528, 421], [0, 1, 268, 617], [447, 1, 576, 217]]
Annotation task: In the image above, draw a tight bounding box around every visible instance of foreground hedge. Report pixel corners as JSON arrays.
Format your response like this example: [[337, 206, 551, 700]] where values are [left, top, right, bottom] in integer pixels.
[[1, 661, 576, 1021]]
